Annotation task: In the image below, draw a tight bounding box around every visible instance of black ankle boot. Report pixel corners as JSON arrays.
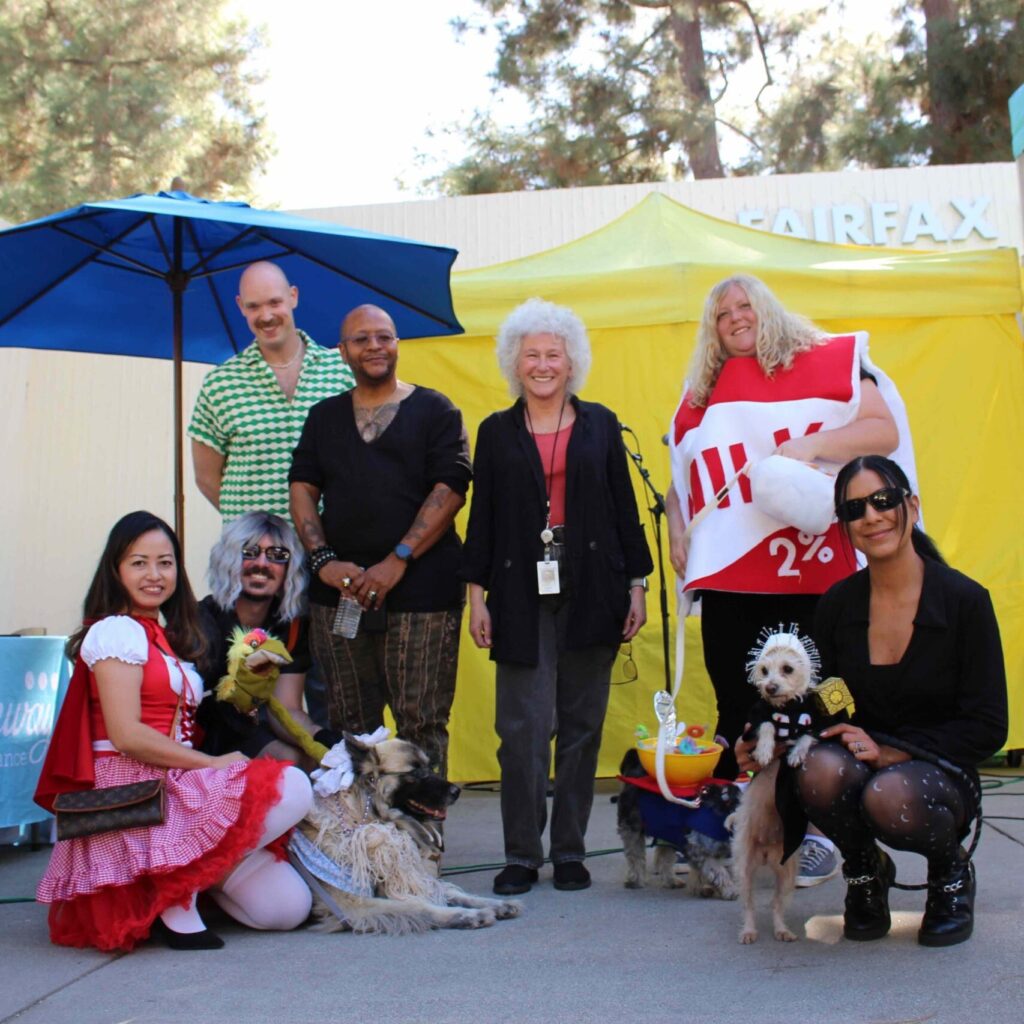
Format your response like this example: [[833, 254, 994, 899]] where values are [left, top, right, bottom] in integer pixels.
[[919, 854, 975, 947], [842, 847, 894, 941]]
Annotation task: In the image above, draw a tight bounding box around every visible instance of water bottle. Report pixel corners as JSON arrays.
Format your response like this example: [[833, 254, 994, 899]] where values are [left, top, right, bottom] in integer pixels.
[[331, 593, 362, 639]]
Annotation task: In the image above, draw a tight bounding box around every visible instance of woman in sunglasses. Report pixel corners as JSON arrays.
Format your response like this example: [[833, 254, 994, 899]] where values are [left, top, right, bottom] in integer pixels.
[[792, 456, 1007, 946], [34, 511, 314, 952], [195, 511, 332, 766]]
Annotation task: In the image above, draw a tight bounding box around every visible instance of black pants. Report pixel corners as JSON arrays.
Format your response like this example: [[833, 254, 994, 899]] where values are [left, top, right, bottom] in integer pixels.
[[494, 597, 616, 868], [699, 590, 820, 779]]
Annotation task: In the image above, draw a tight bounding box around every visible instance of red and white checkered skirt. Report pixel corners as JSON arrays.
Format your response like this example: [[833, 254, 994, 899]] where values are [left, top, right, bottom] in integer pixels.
[[37, 753, 287, 952]]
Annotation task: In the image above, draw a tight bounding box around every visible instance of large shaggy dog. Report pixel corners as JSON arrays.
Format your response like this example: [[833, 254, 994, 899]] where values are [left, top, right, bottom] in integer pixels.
[[290, 734, 521, 934]]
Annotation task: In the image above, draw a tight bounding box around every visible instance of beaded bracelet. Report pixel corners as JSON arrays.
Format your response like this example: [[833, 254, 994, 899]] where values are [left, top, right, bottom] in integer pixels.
[[308, 546, 339, 576]]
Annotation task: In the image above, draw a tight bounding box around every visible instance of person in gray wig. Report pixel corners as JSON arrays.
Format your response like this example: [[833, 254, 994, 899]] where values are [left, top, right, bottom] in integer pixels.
[[195, 511, 337, 766]]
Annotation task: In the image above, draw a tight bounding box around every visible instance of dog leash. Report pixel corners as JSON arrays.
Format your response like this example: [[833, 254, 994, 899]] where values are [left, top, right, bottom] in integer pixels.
[[680, 460, 751, 544], [653, 462, 753, 808], [652, 589, 700, 809]]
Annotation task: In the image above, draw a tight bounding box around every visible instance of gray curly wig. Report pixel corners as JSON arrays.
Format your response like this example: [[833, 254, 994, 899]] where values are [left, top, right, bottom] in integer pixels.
[[495, 298, 592, 399], [207, 512, 307, 622]]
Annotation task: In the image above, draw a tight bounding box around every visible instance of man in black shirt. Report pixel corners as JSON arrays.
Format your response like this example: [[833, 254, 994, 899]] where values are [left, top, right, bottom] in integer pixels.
[[195, 511, 334, 766], [290, 304, 472, 773]]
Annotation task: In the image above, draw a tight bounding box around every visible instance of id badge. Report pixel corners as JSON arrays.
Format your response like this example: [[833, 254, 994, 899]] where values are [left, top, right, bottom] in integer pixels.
[[537, 558, 560, 595]]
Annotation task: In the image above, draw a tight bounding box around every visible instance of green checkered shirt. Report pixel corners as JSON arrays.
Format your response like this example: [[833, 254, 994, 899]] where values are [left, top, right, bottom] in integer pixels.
[[188, 330, 354, 521]]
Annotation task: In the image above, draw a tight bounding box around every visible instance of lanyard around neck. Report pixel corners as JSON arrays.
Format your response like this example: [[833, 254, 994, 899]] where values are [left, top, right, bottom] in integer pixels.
[[524, 398, 568, 529]]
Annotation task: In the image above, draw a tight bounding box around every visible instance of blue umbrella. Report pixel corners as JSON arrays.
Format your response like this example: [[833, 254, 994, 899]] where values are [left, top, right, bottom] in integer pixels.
[[0, 190, 463, 539]]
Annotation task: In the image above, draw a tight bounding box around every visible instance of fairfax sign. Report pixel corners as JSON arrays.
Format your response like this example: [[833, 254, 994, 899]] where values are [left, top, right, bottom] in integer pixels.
[[737, 197, 998, 246]]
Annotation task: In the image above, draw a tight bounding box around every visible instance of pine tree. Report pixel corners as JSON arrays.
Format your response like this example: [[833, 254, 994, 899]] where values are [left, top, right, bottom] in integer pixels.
[[0, 0, 269, 223], [430, 0, 1023, 194], [428, 0, 796, 193]]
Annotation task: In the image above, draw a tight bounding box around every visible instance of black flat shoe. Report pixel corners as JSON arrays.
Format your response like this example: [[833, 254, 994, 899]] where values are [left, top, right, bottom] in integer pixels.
[[553, 861, 591, 891], [493, 865, 539, 895], [151, 918, 225, 950]]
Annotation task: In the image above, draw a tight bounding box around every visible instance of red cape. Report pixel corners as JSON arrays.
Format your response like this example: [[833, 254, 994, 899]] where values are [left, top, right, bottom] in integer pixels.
[[34, 617, 168, 813], [34, 655, 95, 813]]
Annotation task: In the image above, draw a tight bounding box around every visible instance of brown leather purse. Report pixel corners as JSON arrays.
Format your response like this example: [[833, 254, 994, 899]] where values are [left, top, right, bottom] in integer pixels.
[[53, 779, 166, 839], [53, 652, 186, 841]]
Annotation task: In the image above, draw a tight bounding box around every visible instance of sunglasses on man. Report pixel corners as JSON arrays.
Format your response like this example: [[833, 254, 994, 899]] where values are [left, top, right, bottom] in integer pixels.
[[241, 544, 292, 564], [835, 486, 909, 523]]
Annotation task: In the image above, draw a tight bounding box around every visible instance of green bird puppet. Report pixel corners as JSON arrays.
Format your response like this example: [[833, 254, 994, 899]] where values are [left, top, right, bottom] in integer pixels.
[[215, 626, 329, 764]]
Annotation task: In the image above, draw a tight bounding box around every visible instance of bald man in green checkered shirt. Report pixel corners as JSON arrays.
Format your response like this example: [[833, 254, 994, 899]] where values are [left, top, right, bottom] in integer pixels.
[[189, 262, 355, 521]]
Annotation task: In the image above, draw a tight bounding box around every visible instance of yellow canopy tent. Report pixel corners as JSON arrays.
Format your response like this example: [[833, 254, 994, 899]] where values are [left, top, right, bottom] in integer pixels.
[[398, 192, 1024, 781]]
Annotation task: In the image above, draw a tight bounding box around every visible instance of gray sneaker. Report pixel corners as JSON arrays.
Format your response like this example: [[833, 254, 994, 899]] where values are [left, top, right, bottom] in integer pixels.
[[673, 848, 690, 877], [796, 837, 839, 887]]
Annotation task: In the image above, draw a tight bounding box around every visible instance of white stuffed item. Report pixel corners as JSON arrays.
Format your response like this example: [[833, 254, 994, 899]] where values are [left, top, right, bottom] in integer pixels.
[[749, 455, 834, 536]]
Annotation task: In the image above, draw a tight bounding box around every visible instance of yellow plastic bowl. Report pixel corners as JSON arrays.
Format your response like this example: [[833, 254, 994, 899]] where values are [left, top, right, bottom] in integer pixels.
[[636, 738, 723, 787]]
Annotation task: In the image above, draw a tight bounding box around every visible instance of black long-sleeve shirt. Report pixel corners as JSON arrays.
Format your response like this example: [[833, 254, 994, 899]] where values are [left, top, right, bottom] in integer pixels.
[[813, 558, 1008, 769]]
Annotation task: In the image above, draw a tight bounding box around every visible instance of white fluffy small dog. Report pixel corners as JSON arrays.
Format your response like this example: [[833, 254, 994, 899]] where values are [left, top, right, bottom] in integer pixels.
[[729, 626, 821, 944]]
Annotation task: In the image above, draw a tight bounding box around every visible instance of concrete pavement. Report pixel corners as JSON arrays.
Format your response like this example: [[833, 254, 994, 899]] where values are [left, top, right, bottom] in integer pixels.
[[0, 768, 1021, 1024]]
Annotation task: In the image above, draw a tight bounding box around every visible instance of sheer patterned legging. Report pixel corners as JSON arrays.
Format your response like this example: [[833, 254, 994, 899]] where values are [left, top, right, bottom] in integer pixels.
[[795, 742, 968, 867]]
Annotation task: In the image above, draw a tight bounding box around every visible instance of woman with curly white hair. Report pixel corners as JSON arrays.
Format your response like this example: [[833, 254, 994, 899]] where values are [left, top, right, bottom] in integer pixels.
[[667, 273, 902, 883], [463, 298, 653, 896]]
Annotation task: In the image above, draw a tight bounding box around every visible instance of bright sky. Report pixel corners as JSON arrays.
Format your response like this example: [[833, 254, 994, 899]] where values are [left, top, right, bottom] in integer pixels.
[[232, 0, 899, 212], [234, 0, 505, 210]]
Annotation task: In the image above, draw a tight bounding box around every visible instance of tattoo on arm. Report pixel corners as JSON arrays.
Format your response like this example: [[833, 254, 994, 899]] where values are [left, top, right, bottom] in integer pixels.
[[403, 484, 457, 548], [300, 515, 327, 551], [290, 482, 327, 551], [423, 487, 449, 510]]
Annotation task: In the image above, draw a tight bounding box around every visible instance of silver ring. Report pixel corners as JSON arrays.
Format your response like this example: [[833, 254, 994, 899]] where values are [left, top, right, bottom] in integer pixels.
[[854, 742, 864, 752], [342, 576, 352, 588], [368, 590, 378, 601]]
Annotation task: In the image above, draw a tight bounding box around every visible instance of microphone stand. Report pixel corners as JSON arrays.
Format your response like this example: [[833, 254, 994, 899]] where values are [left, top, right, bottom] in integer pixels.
[[620, 426, 672, 696]]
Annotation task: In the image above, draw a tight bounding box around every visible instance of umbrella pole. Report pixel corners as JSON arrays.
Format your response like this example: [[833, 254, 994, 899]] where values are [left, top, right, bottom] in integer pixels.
[[172, 219, 185, 547]]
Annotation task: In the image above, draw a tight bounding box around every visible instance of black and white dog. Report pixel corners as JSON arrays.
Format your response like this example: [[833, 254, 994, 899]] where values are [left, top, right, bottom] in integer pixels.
[[617, 748, 740, 899]]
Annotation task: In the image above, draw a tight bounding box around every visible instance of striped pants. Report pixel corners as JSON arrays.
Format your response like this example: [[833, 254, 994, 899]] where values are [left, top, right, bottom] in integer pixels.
[[309, 603, 461, 775]]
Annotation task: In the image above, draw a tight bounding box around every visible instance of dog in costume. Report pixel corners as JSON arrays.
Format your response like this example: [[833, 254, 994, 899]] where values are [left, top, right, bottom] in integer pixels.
[[730, 626, 855, 943]]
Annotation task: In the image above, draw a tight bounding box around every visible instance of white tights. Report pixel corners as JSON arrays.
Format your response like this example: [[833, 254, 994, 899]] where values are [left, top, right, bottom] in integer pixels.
[[161, 765, 313, 934]]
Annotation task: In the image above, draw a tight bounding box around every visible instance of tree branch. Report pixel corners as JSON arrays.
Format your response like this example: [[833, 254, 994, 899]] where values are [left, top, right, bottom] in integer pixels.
[[724, 0, 774, 114], [716, 115, 763, 150]]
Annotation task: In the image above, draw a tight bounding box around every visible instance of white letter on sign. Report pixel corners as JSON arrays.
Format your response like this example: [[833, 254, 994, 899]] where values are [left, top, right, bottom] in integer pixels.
[[771, 208, 809, 238], [902, 201, 949, 243], [951, 197, 997, 241], [832, 205, 871, 245], [870, 202, 900, 245]]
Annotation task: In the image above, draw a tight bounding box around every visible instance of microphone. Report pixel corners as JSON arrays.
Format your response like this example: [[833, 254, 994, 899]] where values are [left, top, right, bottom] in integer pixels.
[[661, 434, 669, 446], [619, 422, 631, 433]]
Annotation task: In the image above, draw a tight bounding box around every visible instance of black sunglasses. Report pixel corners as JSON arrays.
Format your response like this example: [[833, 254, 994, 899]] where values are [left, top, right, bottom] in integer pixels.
[[836, 486, 909, 523], [241, 544, 291, 564]]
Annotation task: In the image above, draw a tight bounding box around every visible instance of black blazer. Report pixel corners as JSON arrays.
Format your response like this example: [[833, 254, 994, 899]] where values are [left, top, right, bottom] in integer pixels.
[[462, 397, 653, 665], [813, 557, 1008, 769]]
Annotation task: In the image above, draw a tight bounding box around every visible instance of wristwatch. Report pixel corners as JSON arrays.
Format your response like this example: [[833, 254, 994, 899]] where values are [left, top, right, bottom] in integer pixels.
[[394, 543, 414, 562], [629, 577, 649, 592]]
